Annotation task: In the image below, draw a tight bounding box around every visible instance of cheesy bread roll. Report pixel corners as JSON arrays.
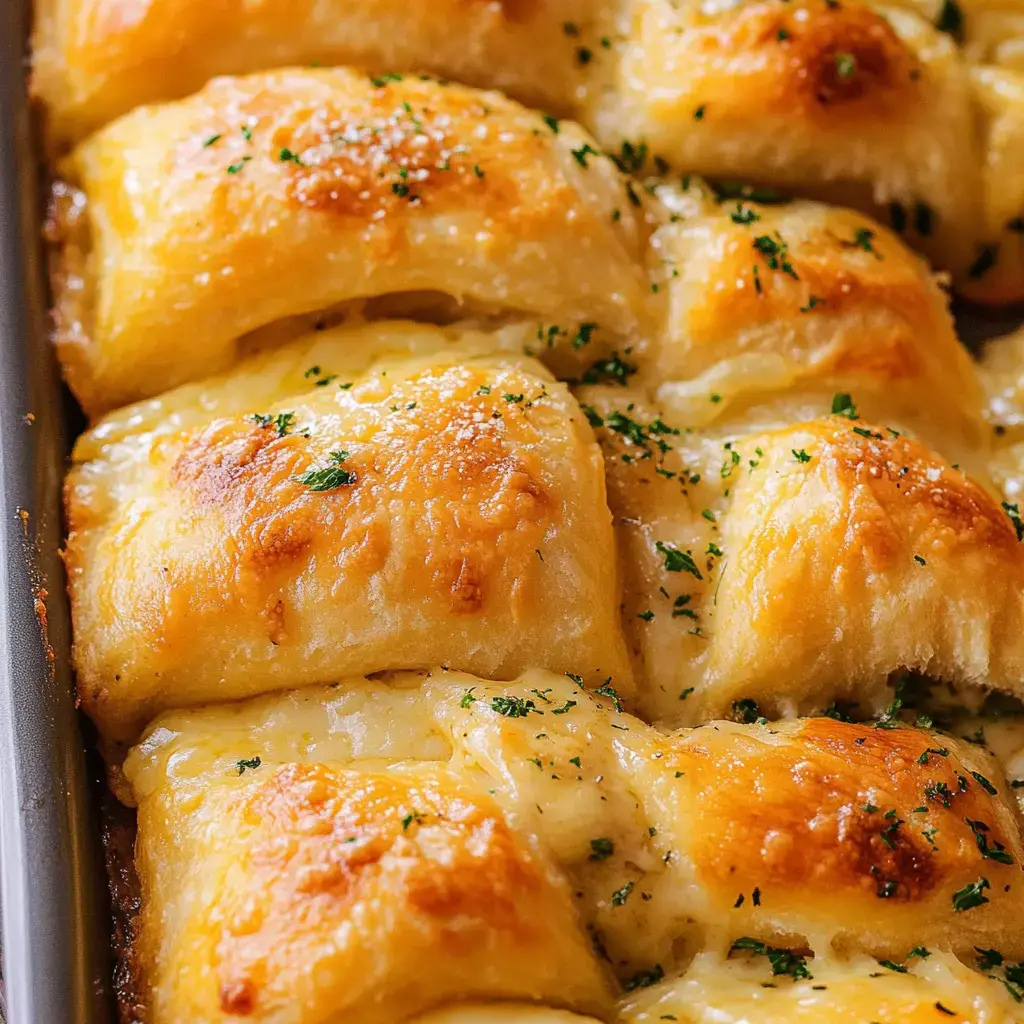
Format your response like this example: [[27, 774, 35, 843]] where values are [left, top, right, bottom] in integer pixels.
[[585, 383, 1023, 725], [442, 681, 1024, 965], [643, 188, 982, 452], [122, 678, 615, 1024], [596, 1, 981, 271], [66, 331, 630, 743], [619, 950, 1023, 1023], [31, 0, 616, 147], [50, 68, 653, 415], [639, 719, 1024, 961], [436, 677, 1024, 969], [123, 673, 1024, 1022]]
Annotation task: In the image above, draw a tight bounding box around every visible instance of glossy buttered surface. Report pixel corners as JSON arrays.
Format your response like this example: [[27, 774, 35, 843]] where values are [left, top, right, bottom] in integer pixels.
[[30, 4, 1024, 1024], [34, 1, 1024, 302], [123, 673, 1024, 1022]]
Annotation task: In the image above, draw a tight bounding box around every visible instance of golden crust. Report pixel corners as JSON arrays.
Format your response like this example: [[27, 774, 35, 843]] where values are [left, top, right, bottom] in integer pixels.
[[131, 758, 612, 1022], [661, 718, 1024, 957], [585, 391, 1019, 724], [51, 68, 652, 415], [124, 673, 1024, 1023], [31, 0, 614, 147], [647, 192, 980, 441], [35, 1, 1021, 302], [66, 327, 630, 742]]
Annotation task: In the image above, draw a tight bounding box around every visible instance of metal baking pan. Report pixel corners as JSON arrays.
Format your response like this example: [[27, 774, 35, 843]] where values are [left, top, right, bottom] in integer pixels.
[[0, 2, 113, 1021]]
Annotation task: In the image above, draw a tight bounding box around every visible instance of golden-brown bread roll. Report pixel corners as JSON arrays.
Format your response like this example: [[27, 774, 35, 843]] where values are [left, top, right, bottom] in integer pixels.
[[123, 678, 615, 1023], [30, 0, 616, 146], [49, 68, 653, 415], [577, 192, 1016, 725], [66, 325, 630, 743], [35, 1, 1022, 302], [123, 671, 1024, 1021]]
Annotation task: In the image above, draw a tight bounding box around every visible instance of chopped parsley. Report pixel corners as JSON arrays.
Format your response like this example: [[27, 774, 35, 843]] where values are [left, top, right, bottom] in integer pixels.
[[203, 133, 222, 148], [966, 818, 1014, 864], [571, 143, 600, 168], [655, 541, 703, 579], [971, 771, 998, 796], [730, 938, 812, 980], [226, 156, 252, 174], [581, 352, 638, 386], [595, 683, 624, 712], [573, 323, 598, 349], [251, 411, 296, 437], [590, 838, 615, 861], [278, 147, 304, 165], [792, 448, 812, 463], [952, 877, 991, 912], [752, 232, 799, 279], [611, 881, 635, 905], [730, 203, 760, 225], [835, 52, 857, 79], [624, 964, 664, 990], [849, 228, 881, 257], [490, 695, 541, 718], [831, 392, 858, 419], [235, 756, 261, 775], [295, 450, 357, 491]]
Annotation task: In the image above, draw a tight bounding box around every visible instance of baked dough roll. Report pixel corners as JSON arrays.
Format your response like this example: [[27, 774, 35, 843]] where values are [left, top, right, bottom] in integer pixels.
[[122, 679, 615, 1024], [595, 1, 985, 282], [579, 194, 1012, 725], [639, 718, 1024, 961], [642, 187, 983, 454], [66, 326, 631, 743], [587, 391, 1023, 725], [123, 671, 1024, 1020], [437, 678, 1024, 964], [49, 67, 653, 415], [31, 0, 614, 147], [619, 950, 1023, 1023]]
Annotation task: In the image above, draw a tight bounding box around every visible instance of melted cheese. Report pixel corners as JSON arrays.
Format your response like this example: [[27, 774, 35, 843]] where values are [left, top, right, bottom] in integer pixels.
[[581, 282, 1013, 725], [50, 68, 653, 414], [980, 327, 1024, 503], [67, 326, 630, 743], [126, 685, 614, 1023], [621, 951, 1022, 1023], [35, 0, 1020, 303], [124, 674, 1024, 1021]]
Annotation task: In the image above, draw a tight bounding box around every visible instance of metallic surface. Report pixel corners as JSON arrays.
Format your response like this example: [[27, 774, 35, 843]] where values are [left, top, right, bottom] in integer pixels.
[[0, 2, 112, 1021]]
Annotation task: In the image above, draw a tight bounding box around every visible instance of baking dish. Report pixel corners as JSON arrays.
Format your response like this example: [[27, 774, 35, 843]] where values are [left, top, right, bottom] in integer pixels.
[[4, 1, 1024, 1022]]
